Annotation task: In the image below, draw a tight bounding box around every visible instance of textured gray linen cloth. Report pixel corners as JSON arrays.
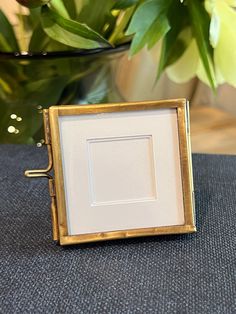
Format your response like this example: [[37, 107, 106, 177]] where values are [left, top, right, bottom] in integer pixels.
[[0, 145, 235, 314]]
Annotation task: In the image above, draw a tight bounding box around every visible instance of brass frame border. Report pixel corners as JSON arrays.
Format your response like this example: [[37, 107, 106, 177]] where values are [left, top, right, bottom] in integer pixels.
[[25, 110, 59, 241], [47, 98, 196, 245]]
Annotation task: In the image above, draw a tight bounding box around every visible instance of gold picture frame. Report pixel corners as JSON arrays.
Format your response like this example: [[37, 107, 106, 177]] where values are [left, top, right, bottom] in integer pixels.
[[25, 99, 196, 245]]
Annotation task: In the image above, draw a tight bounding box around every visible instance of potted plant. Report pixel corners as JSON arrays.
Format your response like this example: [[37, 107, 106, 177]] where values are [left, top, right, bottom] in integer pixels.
[[1, 0, 236, 144]]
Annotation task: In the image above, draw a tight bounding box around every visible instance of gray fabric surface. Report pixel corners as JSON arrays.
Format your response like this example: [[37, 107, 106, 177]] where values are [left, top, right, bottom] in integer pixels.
[[0, 145, 235, 314]]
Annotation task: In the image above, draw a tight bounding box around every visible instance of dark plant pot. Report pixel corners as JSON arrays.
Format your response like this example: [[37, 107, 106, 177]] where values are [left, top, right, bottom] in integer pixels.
[[0, 43, 129, 144]]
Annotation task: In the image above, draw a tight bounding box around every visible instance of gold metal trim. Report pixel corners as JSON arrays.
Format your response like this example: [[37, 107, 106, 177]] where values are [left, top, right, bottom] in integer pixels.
[[24, 111, 53, 179], [25, 110, 59, 241], [47, 98, 196, 245], [49, 107, 68, 239], [177, 105, 194, 226], [24, 145, 53, 179], [60, 225, 196, 245], [26, 98, 196, 245]]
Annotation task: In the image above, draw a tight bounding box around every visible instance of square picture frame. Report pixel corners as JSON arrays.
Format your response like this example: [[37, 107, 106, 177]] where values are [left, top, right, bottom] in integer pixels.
[[26, 99, 196, 245]]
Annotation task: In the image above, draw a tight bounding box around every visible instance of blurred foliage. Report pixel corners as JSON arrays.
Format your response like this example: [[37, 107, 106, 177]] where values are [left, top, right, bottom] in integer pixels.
[[1, 0, 236, 143], [0, 52, 125, 143]]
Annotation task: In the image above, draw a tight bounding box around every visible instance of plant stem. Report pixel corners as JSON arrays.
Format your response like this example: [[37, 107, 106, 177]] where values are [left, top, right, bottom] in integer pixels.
[[109, 7, 135, 45], [18, 4, 27, 51]]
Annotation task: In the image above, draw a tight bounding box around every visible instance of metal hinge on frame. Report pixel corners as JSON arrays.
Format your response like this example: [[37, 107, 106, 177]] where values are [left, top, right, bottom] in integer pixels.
[[24, 110, 59, 241]]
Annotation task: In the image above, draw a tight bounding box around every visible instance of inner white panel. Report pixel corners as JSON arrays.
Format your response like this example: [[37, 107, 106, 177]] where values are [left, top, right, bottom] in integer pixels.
[[59, 109, 185, 235], [87, 135, 157, 206]]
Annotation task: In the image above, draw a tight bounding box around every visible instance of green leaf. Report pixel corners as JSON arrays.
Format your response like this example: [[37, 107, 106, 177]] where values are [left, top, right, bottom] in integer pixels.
[[16, 13, 35, 31], [157, 1, 190, 79], [45, 39, 72, 51], [109, 6, 135, 44], [187, 0, 216, 89], [50, 0, 70, 19], [126, 0, 171, 56], [78, 0, 115, 35], [166, 38, 199, 83], [0, 10, 20, 52], [24, 76, 69, 106], [29, 22, 50, 51], [0, 33, 12, 52], [113, 0, 139, 10], [29, 7, 42, 27], [145, 15, 170, 50], [41, 5, 111, 49], [62, 0, 77, 19]]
